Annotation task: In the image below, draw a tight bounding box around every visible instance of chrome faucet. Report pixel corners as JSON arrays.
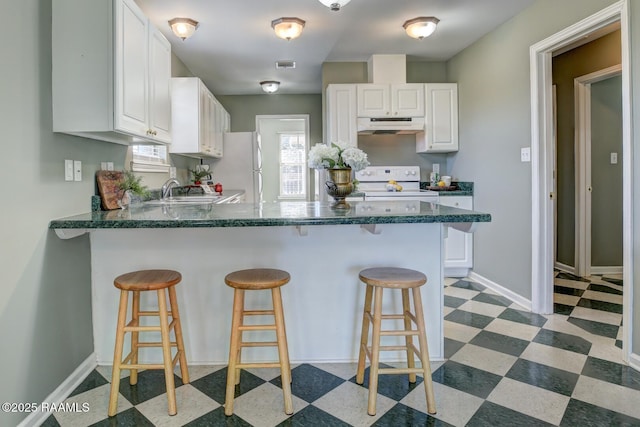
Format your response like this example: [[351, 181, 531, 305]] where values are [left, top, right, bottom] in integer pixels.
[[161, 178, 181, 200]]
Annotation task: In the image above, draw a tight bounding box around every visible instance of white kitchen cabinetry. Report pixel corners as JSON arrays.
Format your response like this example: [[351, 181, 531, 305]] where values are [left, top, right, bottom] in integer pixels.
[[440, 196, 473, 277], [170, 78, 229, 158], [416, 84, 458, 153], [357, 84, 424, 118], [52, 0, 171, 145], [326, 84, 358, 147]]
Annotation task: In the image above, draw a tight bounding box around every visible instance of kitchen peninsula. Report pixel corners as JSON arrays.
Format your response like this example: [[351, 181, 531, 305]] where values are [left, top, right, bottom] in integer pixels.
[[50, 201, 490, 365]]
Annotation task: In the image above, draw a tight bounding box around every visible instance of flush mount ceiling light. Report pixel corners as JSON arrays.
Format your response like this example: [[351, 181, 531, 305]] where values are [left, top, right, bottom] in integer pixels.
[[271, 17, 305, 41], [168, 18, 199, 41], [318, 0, 351, 11], [403, 16, 440, 40], [260, 80, 280, 93]]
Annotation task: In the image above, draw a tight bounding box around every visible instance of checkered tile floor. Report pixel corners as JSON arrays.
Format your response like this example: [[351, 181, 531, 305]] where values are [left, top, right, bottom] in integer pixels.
[[42, 276, 640, 426]]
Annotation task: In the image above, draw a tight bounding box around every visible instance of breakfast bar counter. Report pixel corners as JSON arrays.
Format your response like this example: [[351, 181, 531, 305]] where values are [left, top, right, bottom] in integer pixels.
[[50, 201, 490, 365]]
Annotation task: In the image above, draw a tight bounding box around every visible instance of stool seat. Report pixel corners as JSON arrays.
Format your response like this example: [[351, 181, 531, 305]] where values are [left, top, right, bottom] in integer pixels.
[[114, 269, 182, 291], [225, 268, 290, 290], [359, 267, 427, 289]]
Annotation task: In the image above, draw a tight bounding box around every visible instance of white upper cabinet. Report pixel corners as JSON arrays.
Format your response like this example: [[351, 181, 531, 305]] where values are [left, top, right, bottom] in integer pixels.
[[326, 84, 358, 147], [357, 84, 424, 118], [170, 77, 228, 158], [416, 83, 458, 153], [52, 0, 171, 145]]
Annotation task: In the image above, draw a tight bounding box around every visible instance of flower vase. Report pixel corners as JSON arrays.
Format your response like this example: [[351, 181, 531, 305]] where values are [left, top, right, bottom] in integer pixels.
[[325, 168, 354, 209]]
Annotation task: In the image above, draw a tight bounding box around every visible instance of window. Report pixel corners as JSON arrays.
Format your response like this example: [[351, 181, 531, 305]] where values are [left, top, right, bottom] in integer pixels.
[[279, 133, 306, 199], [131, 145, 170, 173]]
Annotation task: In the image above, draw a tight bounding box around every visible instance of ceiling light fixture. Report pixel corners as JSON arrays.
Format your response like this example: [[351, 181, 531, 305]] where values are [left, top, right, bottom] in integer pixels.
[[260, 80, 280, 93], [403, 17, 440, 40], [271, 17, 305, 41], [318, 0, 351, 11], [168, 18, 199, 41]]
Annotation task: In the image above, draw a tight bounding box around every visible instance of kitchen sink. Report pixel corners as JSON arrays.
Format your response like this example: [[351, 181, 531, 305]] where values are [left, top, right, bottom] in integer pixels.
[[145, 195, 224, 205]]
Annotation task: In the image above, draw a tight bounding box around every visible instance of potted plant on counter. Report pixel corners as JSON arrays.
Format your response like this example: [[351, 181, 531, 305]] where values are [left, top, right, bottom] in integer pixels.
[[189, 167, 211, 185], [118, 170, 150, 209]]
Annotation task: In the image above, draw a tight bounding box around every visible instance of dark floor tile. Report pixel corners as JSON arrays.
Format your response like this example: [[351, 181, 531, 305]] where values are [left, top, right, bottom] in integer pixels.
[[276, 404, 351, 427], [184, 406, 252, 427], [271, 364, 345, 403], [467, 401, 555, 427], [567, 317, 619, 339], [533, 329, 592, 355], [556, 272, 590, 282], [602, 277, 623, 287], [444, 295, 467, 308], [472, 292, 512, 307], [581, 356, 640, 391], [553, 303, 575, 316], [191, 368, 265, 404], [560, 398, 640, 427], [449, 279, 486, 292], [90, 407, 154, 427], [41, 415, 61, 427], [554, 285, 585, 297], [444, 309, 494, 329], [349, 364, 423, 401], [432, 360, 502, 399], [372, 403, 451, 426], [469, 330, 530, 357], [117, 370, 184, 405], [616, 339, 623, 349], [576, 298, 623, 314], [69, 369, 109, 398], [588, 283, 623, 295], [498, 308, 547, 327], [506, 359, 579, 396], [444, 337, 466, 359]]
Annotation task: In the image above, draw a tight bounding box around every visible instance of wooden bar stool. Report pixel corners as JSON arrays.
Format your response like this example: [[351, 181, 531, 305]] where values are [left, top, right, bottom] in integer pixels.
[[108, 269, 189, 417], [224, 268, 293, 416], [356, 267, 436, 416]]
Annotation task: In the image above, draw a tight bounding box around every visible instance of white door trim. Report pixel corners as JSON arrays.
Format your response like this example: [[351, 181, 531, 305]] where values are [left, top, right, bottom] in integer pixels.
[[530, 0, 633, 364], [574, 65, 622, 277]]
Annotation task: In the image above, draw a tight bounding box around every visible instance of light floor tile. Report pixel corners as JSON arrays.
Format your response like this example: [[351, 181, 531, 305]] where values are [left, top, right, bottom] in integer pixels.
[[443, 306, 455, 317], [177, 365, 225, 382], [554, 293, 581, 306], [570, 306, 622, 326], [444, 278, 459, 286], [402, 381, 483, 426], [309, 362, 358, 380], [444, 286, 480, 301], [135, 384, 218, 426], [457, 300, 507, 318], [581, 290, 623, 305], [449, 344, 518, 376], [231, 382, 308, 426], [572, 375, 640, 420], [554, 278, 590, 290], [244, 364, 299, 382], [543, 314, 596, 336], [484, 318, 541, 341], [313, 381, 396, 427], [443, 320, 481, 343], [519, 342, 588, 374], [587, 338, 624, 364], [53, 384, 133, 426], [487, 377, 570, 425]]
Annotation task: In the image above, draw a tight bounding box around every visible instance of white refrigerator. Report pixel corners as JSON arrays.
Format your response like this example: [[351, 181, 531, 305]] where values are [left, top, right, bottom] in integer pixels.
[[212, 132, 263, 203]]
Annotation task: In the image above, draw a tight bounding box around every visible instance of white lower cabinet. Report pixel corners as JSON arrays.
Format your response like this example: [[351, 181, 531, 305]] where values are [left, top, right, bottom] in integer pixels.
[[440, 196, 473, 277]]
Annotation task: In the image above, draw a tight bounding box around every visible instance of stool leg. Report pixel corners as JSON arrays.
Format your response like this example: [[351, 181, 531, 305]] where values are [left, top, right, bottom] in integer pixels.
[[412, 287, 437, 415], [130, 291, 140, 385], [168, 286, 189, 384], [108, 290, 129, 417], [272, 287, 294, 415], [158, 288, 178, 416], [356, 284, 374, 385], [402, 289, 416, 383], [235, 292, 245, 386], [225, 289, 244, 416], [367, 287, 384, 416]]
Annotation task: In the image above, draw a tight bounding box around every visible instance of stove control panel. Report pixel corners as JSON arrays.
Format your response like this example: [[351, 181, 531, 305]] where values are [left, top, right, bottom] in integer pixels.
[[356, 166, 420, 182]]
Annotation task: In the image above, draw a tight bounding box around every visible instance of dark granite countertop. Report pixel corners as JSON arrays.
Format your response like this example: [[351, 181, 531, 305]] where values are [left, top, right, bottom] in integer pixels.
[[50, 200, 490, 230], [420, 181, 474, 196]]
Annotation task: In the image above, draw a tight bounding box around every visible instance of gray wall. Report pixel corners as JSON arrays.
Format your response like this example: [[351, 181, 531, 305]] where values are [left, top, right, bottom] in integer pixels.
[[552, 31, 621, 267], [591, 76, 623, 266]]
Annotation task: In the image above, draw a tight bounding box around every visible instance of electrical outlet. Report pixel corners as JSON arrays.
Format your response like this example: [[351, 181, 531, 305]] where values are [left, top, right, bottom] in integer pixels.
[[101, 162, 108, 170], [107, 162, 114, 171], [65, 159, 74, 181], [521, 147, 531, 162], [74, 160, 82, 181], [611, 152, 618, 164], [432, 163, 440, 174], [169, 167, 177, 179]]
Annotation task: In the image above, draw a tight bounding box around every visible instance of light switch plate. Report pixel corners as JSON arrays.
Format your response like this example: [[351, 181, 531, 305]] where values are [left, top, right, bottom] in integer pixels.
[[611, 152, 618, 164], [74, 160, 82, 181], [65, 159, 74, 181], [107, 162, 114, 171], [521, 147, 531, 162]]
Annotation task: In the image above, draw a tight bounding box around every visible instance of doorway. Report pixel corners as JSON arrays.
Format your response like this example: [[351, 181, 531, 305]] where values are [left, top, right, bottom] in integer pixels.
[[530, 0, 633, 365]]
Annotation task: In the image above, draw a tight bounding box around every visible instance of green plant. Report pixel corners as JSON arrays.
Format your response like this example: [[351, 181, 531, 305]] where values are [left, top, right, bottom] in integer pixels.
[[118, 170, 150, 198], [189, 167, 211, 183]]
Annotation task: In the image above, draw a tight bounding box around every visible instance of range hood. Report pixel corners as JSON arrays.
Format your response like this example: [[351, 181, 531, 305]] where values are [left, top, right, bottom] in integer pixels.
[[357, 117, 425, 135]]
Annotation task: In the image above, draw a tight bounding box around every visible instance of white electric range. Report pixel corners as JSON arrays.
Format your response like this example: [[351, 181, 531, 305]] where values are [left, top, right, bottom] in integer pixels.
[[355, 166, 439, 202]]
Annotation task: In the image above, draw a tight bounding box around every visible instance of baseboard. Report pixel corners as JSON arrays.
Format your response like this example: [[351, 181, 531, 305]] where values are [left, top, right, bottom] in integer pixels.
[[468, 272, 532, 311], [590, 266, 623, 275], [628, 351, 640, 372], [18, 353, 97, 427], [444, 267, 470, 278], [554, 262, 575, 275]]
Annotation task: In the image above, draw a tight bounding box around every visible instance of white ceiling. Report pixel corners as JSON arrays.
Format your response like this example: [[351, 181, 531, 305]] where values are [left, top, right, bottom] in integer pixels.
[[135, 0, 536, 95]]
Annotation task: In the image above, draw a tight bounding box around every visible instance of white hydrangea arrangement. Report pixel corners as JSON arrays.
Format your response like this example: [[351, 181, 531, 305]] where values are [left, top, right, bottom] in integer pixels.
[[308, 143, 370, 171]]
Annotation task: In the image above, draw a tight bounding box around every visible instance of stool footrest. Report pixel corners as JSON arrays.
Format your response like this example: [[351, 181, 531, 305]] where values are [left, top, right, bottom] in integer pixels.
[[380, 330, 419, 337], [138, 310, 173, 317], [243, 310, 275, 316], [124, 319, 178, 333], [238, 324, 276, 331], [378, 367, 426, 375], [240, 341, 278, 347], [236, 362, 282, 369], [363, 343, 421, 355], [136, 342, 178, 348]]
